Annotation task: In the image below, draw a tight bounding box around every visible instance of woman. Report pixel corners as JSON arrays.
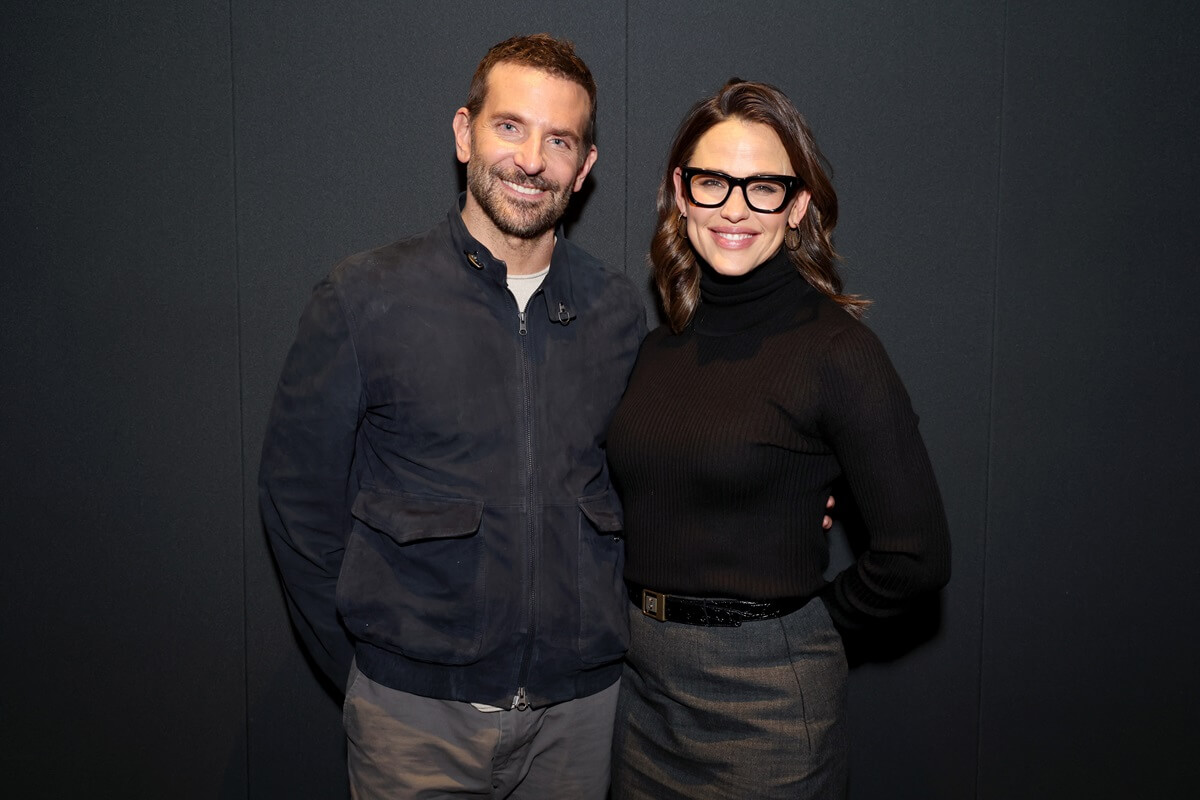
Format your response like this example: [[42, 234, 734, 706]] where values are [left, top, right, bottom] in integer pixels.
[[607, 80, 951, 799]]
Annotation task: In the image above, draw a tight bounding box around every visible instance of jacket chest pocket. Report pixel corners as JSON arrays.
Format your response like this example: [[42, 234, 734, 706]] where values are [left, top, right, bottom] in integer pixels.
[[336, 488, 487, 664]]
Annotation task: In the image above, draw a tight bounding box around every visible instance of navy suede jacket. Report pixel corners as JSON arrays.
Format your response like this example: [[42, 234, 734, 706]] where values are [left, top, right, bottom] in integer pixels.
[[259, 200, 646, 708]]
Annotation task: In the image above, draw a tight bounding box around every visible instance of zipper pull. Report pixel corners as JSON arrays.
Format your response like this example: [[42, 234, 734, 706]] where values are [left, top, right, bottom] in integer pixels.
[[518, 311, 527, 336], [512, 686, 529, 711]]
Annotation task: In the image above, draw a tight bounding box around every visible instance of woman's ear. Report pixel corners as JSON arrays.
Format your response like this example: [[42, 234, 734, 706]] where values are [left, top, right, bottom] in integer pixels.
[[673, 167, 688, 217], [789, 189, 812, 228]]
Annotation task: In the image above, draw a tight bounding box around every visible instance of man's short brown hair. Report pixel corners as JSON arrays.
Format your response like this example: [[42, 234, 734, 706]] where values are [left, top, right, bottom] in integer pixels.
[[465, 34, 597, 150]]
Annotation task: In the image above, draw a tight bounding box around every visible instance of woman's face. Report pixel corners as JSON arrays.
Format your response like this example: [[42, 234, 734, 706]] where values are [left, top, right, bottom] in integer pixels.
[[674, 119, 810, 277]]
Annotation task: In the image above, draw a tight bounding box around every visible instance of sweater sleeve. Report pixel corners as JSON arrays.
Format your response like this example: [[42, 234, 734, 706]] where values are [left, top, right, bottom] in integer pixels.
[[258, 278, 363, 691], [815, 324, 951, 631]]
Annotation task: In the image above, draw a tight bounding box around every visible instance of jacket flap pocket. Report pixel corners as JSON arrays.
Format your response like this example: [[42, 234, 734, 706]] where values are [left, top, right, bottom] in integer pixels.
[[578, 490, 624, 533], [351, 489, 483, 545]]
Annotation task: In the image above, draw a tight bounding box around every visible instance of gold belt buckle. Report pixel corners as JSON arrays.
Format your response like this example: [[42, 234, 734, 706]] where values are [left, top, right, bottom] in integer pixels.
[[641, 589, 667, 622]]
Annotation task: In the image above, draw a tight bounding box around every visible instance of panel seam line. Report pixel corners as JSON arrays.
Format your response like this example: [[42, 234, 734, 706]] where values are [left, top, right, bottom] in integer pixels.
[[226, 0, 250, 792], [977, 1, 1010, 795]]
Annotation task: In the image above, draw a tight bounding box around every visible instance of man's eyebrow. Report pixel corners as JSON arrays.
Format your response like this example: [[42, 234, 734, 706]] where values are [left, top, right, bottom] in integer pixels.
[[486, 109, 530, 127], [546, 127, 581, 142], [486, 111, 580, 142]]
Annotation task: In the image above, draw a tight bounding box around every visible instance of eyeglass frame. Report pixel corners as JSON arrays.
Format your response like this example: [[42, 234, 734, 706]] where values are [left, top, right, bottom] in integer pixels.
[[679, 166, 803, 214]]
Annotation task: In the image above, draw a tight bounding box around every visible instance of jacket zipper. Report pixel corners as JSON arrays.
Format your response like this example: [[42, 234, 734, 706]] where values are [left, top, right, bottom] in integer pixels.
[[513, 302, 536, 709]]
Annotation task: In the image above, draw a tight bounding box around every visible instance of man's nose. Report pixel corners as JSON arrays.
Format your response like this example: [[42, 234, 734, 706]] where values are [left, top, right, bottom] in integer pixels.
[[514, 138, 545, 176]]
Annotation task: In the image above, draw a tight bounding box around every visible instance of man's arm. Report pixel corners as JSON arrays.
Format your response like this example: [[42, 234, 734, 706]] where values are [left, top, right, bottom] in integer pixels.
[[259, 278, 363, 691]]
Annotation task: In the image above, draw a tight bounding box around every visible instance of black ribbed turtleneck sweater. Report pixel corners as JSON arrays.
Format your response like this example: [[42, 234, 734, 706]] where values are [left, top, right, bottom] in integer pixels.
[[607, 251, 950, 631]]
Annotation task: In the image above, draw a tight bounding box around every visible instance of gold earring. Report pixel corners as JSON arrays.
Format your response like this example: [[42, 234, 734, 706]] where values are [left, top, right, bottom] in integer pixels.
[[677, 213, 689, 241], [784, 225, 801, 251]]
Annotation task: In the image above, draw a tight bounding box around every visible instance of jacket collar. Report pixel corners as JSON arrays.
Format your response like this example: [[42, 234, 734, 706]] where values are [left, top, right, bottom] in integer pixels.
[[448, 194, 578, 325]]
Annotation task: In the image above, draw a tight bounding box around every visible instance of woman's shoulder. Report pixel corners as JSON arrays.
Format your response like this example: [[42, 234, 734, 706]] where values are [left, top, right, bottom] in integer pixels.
[[788, 285, 881, 350], [803, 300, 907, 398], [643, 319, 704, 344]]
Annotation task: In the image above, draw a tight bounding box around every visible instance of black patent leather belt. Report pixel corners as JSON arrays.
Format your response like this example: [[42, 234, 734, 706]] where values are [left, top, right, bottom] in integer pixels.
[[628, 585, 808, 627]]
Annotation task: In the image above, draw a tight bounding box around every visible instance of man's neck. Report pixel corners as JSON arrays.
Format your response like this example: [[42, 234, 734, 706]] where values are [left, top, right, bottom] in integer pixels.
[[460, 198, 556, 276]]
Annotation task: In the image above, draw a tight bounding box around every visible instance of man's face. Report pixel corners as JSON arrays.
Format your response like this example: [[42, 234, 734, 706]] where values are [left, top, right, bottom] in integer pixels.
[[454, 63, 597, 240]]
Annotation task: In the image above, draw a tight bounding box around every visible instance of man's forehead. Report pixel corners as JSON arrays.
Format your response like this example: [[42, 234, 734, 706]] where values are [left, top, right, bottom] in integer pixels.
[[479, 63, 591, 127]]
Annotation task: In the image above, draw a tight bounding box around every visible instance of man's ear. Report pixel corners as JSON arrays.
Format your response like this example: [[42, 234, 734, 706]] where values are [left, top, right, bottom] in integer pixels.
[[572, 144, 599, 192], [452, 108, 472, 164]]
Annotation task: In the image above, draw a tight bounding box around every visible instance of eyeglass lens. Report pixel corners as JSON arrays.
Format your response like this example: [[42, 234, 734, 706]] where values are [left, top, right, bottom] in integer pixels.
[[688, 171, 791, 213]]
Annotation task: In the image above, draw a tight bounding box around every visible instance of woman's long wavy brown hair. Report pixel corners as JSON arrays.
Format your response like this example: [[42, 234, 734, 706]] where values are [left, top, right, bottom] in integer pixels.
[[651, 79, 870, 332]]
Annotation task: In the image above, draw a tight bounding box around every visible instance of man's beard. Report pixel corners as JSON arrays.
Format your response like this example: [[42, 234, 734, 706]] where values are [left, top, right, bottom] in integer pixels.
[[466, 159, 574, 239]]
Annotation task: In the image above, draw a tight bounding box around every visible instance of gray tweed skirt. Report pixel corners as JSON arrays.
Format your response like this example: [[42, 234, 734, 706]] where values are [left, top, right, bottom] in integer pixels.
[[611, 596, 848, 799]]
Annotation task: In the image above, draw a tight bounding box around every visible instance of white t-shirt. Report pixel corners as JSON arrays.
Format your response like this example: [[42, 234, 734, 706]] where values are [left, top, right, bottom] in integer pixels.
[[506, 264, 550, 312]]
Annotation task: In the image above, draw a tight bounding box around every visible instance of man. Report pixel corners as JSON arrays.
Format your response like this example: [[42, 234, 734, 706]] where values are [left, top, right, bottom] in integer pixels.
[[259, 35, 645, 799]]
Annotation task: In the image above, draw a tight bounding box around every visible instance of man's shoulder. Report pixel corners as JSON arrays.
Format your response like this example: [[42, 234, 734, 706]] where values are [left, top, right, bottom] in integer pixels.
[[559, 239, 644, 311], [328, 222, 451, 287]]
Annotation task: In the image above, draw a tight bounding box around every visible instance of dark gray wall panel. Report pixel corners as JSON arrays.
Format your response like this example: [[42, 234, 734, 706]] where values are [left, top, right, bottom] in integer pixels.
[[626, 3, 1001, 797], [984, 2, 1200, 797], [233, 4, 628, 796], [5, 0, 1194, 795], [0, 3, 244, 798]]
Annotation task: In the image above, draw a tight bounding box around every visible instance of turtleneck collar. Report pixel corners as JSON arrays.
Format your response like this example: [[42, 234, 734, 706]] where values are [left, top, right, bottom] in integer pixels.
[[694, 249, 806, 335]]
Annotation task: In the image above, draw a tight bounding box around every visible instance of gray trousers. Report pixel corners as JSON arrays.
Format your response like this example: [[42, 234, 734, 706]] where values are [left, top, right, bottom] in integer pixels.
[[343, 662, 619, 799], [611, 597, 848, 799]]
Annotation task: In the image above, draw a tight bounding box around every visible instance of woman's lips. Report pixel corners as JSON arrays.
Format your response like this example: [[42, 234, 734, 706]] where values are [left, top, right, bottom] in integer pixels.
[[709, 229, 757, 249]]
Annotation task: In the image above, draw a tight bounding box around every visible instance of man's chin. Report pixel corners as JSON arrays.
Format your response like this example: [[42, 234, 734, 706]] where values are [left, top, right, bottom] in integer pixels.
[[487, 197, 562, 239], [491, 218, 554, 240]]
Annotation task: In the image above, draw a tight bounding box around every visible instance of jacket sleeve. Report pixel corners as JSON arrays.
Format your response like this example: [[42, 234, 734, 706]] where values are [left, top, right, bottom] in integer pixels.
[[259, 278, 363, 690], [815, 324, 951, 631]]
